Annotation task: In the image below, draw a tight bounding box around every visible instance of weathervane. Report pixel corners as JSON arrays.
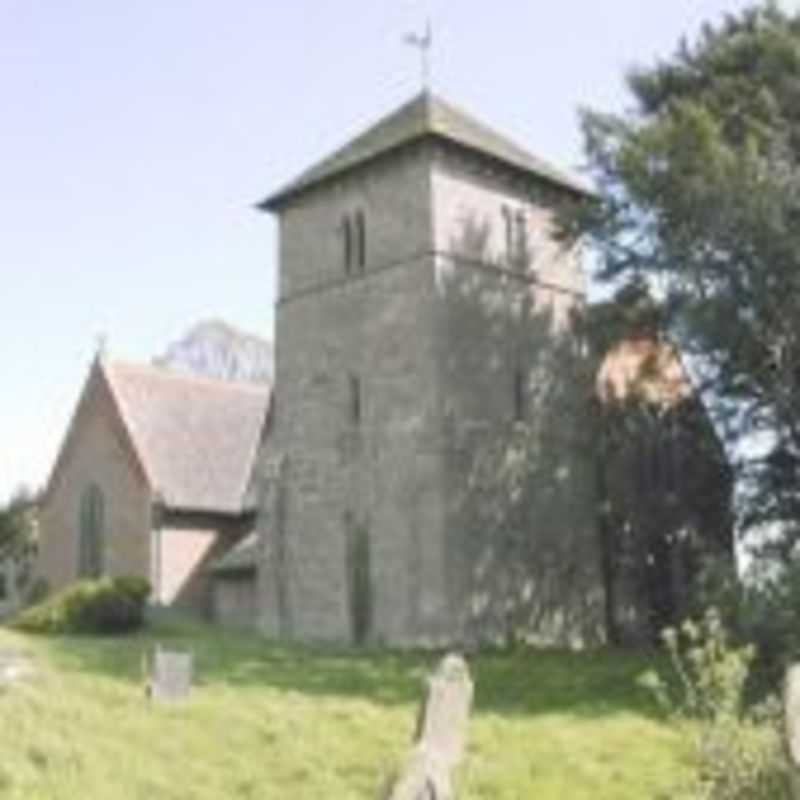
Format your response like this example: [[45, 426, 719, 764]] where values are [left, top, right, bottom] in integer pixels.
[[404, 19, 433, 89]]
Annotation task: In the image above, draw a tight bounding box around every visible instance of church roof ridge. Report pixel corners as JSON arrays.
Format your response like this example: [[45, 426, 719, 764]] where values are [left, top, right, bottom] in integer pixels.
[[258, 91, 592, 210], [104, 357, 271, 395]]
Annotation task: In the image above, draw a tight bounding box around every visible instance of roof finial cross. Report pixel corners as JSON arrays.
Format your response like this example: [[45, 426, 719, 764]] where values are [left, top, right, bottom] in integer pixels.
[[404, 19, 433, 90], [95, 332, 108, 360]]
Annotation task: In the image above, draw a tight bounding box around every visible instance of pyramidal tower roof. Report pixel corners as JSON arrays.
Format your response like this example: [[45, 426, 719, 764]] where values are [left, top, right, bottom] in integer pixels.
[[258, 91, 592, 210]]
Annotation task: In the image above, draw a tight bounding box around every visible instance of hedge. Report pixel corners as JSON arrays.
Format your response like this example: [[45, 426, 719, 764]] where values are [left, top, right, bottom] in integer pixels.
[[10, 576, 151, 635]]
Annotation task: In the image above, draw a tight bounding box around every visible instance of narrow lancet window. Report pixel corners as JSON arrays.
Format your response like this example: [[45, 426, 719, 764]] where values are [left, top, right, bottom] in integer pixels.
[[515, 210, 529, 270], [501, 205, 513, 262], [79, 483, 105, 578], [355, 210, 366, 272], [343, 215, 353, 275], [349, 374, 361, 425]]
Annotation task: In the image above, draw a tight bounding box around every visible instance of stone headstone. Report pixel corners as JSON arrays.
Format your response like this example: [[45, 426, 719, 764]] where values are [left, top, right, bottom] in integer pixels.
[[0, 649, 32, 686], [416, 654, 473, 769], [785, 664, 800, 798], [382, 653, 473, 800], [148, 646, 193, 702]]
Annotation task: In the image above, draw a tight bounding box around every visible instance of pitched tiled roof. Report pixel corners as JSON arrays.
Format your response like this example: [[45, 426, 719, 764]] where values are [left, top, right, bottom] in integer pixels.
[[103, 360, 270, 515], [596, 338, 692, 409], [210, 532, 258, 574], [259, 91, 592, 210]]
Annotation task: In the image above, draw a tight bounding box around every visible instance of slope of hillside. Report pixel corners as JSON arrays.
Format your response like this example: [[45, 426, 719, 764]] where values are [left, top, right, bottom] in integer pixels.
[[0, 621, 687, 799]]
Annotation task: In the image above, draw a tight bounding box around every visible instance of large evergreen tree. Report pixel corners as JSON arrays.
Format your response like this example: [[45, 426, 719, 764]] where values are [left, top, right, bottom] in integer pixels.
[[576, 3, 800, 555]]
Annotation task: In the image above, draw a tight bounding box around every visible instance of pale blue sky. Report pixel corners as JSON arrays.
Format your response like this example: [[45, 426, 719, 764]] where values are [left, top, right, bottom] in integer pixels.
[[0, 0, 765, 502]]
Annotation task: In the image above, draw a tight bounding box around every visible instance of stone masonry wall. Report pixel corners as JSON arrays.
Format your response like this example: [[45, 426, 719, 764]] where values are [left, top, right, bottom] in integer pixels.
[[430, 150, 605, 646], [213, 572, 258, 629], [154, 510, 253, 616], [260, 143, 455, 644], [258, 140, 605, 647]]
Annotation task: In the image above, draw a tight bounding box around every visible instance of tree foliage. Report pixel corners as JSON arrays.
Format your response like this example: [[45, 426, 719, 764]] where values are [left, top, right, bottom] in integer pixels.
[[0, 487, 37, 556], [575, 3, 800, 553]]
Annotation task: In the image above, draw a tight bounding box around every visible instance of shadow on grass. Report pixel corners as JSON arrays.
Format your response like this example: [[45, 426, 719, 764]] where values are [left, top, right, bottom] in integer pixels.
[[3, 616, 666, 721]]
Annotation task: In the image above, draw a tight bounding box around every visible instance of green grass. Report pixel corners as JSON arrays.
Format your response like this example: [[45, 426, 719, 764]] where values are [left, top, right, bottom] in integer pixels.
[[0, 620, 689, 799]]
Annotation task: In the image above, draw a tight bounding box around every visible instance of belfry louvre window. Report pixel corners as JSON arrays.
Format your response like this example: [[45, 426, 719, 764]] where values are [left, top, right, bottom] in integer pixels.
[[515, 210, 529, 269], [354, 210, 366, 272], [79, 483, 105, 578], [501, 205, 529, 270], [502, 206, 513, 260], [343, 215, 353, 275]]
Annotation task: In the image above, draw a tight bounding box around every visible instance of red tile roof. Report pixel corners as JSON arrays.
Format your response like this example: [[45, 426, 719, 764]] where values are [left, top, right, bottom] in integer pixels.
[[596, 338, 692, 408]]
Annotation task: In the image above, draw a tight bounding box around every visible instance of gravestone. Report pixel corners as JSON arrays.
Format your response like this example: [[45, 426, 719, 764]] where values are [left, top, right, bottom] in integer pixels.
[[0, 649, 32, 686], [382, 653, 473, 800], [146, 646, 193, 702], [785, 664, 800, 798]]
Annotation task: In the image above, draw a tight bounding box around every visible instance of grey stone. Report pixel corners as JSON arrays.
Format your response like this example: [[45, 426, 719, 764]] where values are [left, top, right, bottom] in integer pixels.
[[383, 750, 451, 800], [147, 646, 193, 702], [382, 653, 473, 800], [786, 664, 800, 798], [415, 654, 473, 769], [786, 665, 800, 765], [0, 650, 32, 686]]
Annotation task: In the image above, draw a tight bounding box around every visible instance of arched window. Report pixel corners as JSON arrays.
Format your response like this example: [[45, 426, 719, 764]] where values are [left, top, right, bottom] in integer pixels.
[[79, 484, 105, 578], [343, 215, 353, 275], [354, 210, 366, 272]]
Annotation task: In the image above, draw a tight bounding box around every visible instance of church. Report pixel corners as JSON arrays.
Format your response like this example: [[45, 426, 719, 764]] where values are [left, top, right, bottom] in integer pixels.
[[37, 91, 733, 647]]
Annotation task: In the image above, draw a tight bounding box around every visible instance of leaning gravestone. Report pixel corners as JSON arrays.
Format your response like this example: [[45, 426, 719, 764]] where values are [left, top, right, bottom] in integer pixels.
[[785, 664, 800, 798], [381, 653, 473, 800], [146, 646, 193, 702]]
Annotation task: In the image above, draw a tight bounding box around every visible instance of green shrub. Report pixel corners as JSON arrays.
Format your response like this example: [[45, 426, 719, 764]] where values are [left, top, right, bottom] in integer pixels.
[[688, 557, 800, 702], [736, 560, 800, 698], [640, 608, 791, 799], [11, 576, 150, 635], [641, 609, 754, 721]]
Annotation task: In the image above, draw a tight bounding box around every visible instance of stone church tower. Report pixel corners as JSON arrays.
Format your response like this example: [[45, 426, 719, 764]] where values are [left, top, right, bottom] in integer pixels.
[[255, 92, 605, 647]]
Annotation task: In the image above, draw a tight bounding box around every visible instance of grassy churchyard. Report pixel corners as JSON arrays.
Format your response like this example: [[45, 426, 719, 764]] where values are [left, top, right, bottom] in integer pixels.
[[0, 619, 688, 799]]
